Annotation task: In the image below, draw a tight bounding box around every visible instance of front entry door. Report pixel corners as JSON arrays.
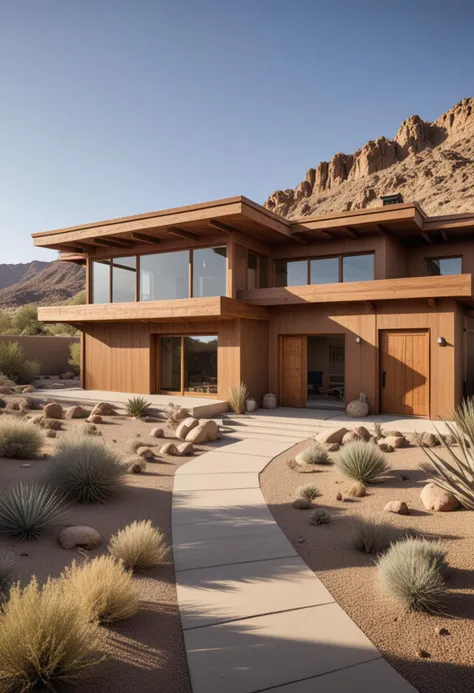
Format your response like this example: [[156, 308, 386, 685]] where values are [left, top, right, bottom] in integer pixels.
[[380, 330, 429, 417], [280, 336, 306, 407]]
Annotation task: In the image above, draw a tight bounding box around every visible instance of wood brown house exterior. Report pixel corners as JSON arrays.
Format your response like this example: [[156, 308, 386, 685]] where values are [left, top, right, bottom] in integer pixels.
[[33, 196, 474, 419]]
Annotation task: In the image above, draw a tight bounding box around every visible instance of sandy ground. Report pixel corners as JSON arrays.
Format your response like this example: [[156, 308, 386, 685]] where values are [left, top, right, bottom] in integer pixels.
[[260, 440, 474, 693], [0, 394, 203, 692]]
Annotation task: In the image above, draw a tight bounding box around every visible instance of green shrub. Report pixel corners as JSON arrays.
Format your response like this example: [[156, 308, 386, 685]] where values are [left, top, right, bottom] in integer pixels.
[[377, 537, 447, 611], [309, 508, 331, 525], [228, 382, 249, 414], [0, 481, 66, 540], [125, 396, 151, 418], [0, 310, 12, 335], [109, 520, 169, 570], [0, 576, 103, 691], [68, 342, 81, 375], [0, 342, 40, 384], [44, 322, 78, 336], [295, 483, 321, 502], [69, 290, 86, 305], [336, 441, 389, 483], [47, 434, 126, 503], [62, 556, 138, 625], [0, 416, 43, 459], [296, 442, 331, 465], [353, 517, 393, 554], [13, 304, 42, 336]]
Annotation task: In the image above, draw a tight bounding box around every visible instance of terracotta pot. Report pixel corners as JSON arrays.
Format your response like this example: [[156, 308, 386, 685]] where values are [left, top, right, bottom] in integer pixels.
[[263, 393, 277, 409]]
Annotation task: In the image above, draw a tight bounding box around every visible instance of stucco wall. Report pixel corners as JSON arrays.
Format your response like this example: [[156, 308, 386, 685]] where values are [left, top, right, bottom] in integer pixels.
[[0, 336, 79, 375]]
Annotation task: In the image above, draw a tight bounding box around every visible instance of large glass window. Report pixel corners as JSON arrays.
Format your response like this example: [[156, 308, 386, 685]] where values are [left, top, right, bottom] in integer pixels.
[[310, 257, 339, 284], [342, 254, 374, 282], [112, 257, 136, 303], [184, 336, 218, 394], [427, 257, 462, 276], [160, 337, 182, 392], [193, 247, 226, 297], [275, 260, 307, 287], [140, 251, 189, 301], [92, 260, 110, 304]]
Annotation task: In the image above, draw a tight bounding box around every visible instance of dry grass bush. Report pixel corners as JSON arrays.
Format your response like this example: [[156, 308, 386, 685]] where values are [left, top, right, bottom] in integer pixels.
[[37, 417, 62, 431], [0, 373, 16, 389], [165, 403, 188, 428], [128, 437, 155, 454], [0, 553, 13, 601], [295, 483, 321, 502], [286, 459, 318, 474], [353, 517, 394, 554], [228, 382, 249, 414], [309, 508, 331, 525], [78, 422, 101, 436], [336, 441, 389, 484], [109, 520, 169, 571], [0, 416, 43, 459], [377, 537, 448, 612], [47, 434, 126, 503], [0, 481, 66, 540], [124, 455, 147, 473], [0, 576, 103, 692], [296, 442, 331, 466], [62, 556, 138, 625], [0, 342, 40, 385]]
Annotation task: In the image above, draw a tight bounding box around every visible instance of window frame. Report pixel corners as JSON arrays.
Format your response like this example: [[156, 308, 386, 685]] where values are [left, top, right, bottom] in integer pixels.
[[425, 255, 463, 277], [273, 251, 375, 288], [158, 333, 218, 397]]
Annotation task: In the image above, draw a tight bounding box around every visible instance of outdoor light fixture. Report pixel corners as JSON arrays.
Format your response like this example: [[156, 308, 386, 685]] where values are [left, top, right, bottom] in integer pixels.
[[355, 336, 362, 344], [437, 337, 447, 346]]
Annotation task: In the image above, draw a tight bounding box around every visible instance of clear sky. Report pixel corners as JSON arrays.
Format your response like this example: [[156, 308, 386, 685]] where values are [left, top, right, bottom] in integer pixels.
[[1, 0, 473, 263]]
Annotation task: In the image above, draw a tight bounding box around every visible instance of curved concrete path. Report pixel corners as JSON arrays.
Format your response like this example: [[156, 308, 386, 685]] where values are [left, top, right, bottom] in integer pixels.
[[172, 438, 418, 693]]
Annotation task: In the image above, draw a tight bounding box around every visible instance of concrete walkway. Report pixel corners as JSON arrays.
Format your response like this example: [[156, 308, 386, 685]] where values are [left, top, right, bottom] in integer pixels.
[[172, 437, 418, 693]]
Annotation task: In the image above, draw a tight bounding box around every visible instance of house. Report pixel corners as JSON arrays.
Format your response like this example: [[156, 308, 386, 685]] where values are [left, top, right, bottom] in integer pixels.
[[33, 195, 474, 419]]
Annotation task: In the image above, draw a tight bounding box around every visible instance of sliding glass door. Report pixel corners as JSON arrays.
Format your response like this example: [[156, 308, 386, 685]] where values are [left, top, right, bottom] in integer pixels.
[[159, 335, 218, 396]]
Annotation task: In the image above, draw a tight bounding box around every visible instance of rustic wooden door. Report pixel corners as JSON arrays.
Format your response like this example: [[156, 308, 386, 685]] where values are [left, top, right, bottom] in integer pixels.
[[380, 330, 429, 417], [280, 336, 306, 407]]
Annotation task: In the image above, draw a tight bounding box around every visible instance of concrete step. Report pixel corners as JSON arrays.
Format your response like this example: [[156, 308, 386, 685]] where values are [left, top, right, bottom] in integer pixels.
[[223, 414, 328, 429], [223, 428, 309, 443]]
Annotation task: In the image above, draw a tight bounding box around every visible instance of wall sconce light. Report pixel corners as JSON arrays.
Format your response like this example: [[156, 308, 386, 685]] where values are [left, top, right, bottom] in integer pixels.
[[355, 336, 362, 344], [437, 337, 447, 347]]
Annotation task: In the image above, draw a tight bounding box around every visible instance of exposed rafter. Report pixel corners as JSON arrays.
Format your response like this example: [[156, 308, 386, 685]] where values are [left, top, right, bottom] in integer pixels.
[[344, 226, 360, 239], [428, 298, 437, 309], [290, 232, 309, 245], [440, 230, 449, 241], [168, 226, 198, 241], [208, 219, 236, 234], [131, 233, 161, 246], [421, 232, 432, 244], [93, 238, 134, 249]]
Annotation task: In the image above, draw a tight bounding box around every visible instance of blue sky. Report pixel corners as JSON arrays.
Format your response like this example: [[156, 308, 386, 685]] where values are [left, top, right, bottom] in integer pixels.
[[0, 0, 473, 263]]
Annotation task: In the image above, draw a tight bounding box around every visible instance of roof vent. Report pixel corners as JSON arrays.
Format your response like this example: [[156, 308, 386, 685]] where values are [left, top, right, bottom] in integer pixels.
[[381, 193, 404, 206]]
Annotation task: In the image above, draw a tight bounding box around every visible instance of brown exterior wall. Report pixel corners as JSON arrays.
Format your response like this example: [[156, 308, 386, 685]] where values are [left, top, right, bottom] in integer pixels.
[[0, 335, 79, 375]]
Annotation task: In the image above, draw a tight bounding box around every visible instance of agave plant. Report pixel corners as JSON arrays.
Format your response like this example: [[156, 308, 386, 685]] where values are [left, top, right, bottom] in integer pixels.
[[0, 482, 67, 540], [125, 396, 152, 419], [336, 441, 389, 483], [228, 382, 249, 414], [419, 398, 474, 509]]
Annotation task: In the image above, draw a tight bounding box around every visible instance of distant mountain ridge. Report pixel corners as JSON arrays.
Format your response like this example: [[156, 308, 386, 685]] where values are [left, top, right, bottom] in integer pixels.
[[0, 261, 50, 291], [0, 261, 86, 309]]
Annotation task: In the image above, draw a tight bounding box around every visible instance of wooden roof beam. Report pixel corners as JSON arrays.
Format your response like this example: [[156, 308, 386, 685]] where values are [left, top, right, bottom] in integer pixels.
[[440, 230, 449, 241], [93, 238, 134, 249], [421, 232, 432, 243], [290, 232, 309, 245], [131, 233, 161, 246], [344, 226, 360, 239], [208, 219, 235, 234], [168, 227, 198, 241]]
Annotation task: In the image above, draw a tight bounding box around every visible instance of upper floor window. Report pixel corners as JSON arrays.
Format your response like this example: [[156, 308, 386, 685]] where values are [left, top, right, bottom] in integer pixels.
[[92, 260, 110, 304], [274, 253, 374, 288], [112, 257, 137, 303], [275, 260, 307, 287], [342, 254, 374, 282], [310, 257, 339, 284], [193, 247, 227, 297], [140, 251, 189, 301], [427, 257, 462, 276], [247, 252, 268, 289]]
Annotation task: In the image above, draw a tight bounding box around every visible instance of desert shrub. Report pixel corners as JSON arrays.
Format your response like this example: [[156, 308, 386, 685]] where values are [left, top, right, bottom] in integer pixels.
[[47, 434, 126, 503], [296, 442, 331, 466], [373, 422, 384, 440], [353, 517, 393, 554], [13, 304, 42, 336], [62, 556, 138, 625], [68, 342, 81, 374], [419, 397, 474, 509], [336, 441, 389, 483], [0, 310, 12, 335], [377, 537, 447, 612], [0, 341, 40, 384], [228, 382, 249, 414], [165, 402, 187, 428], [309, 508, 331, 525], [44, 322, 78, 337], [109, 520, 169, 570], [69, 290, 87, 306], [128, 438, 146, 454], [38, 417, 62, 431], [295, 483, 320, 502], [125, 396, 151, 419], [0, 554, 13, 601], [124, 455, 147, 473], [0, 576, 103, 691], [0, 373, 15, 389], [0, 416, 43, 459], [0, 481, 66, 541], [78, 422, 101, 436]]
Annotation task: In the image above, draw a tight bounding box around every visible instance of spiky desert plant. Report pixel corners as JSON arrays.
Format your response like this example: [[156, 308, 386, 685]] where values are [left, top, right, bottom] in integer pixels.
[[47, 434, 126, 503], [109, 520, 169, 571], [0, 415, 43, 459], [373, 422, 384, 440], [0, 554, 13, 601], [0, 482, 66, 540], [377, 537, 448, 612], [353, 517, 393, 554], [296, 442, 331, 466], [62, 556, 138, 625], [336, 441, 389, 483], [0, 576, 103, 691], [309, 508, 330, 525], [228, 382, 249, 414], [419, 398, 474, 509], [124, 455, 147, 473], [295, 483, 321, 502], [125, 396, 152, 419]]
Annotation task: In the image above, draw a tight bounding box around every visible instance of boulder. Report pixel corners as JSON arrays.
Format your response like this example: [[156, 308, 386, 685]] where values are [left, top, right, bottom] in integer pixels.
[[161, 442, 178, 456], [66, 405, 90, 419], [22, 386, 36, 393], [150, 427, 165, 438], [186, 419, 220, 444], [354, 426, 371, 442], [325, 442, 340, 452], [386, 430, 404, 437], [177, 442, 194, 456], [45, 429, 57, 438], [346, 393, 369, 418], [342, 431, 361, 445], [87, 415, 102, 424], [59, 526, 102, 550], [378, 441, 394, 452], [50, 382, 65, 389], [384, 500, 410, 515], [292, 498, 312, 509], [43, 402, 63, 420], [176, 417, 199, 441], [380, 435, 408, 449], [136, 446, 155, 460], [421, 482, 460, 512], [347, 481, 366, 498], [315, 427, 349, 445], [91, 402, 117, 416], [422, 433, 440, 447], [441, 434, 457, 447]]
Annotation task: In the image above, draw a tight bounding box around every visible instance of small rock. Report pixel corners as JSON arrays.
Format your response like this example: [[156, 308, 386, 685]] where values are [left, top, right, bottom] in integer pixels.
[[45, 429, 57, 438], [176, 417, 199, 440], [177, 442, 194, 456], [354, 426, 371, 442], [435, 626, 449, 636], [66, 405, 90, 419], [50, 382, 65, 389], [20, 552, 29, 557], [415, 648, 430, 659], [400, 473, 409, 481], [441, 434, 457, 447], [136, 446, 155, 459], [186, 419, 220, 444], [325, 442, 340, 452], [336, 492, 343, 501], [422, 432, 440, 447], [296, 537, 305, 543], [21, 464, 31, 468], [150, 427, 164, 438], [342, 431, 361, 445], [87, 415, 102, 424], [378, 442, 394, 453], [161, 442, 178, 456], [22, 386, 35, 393], [315, 427, 349, 445], [91, 402, 117, 416], [384, 500, 410, 515], [421, 483, 460, 512], [347, 481, 366, 497], [382, 435, 408, 449], [43, 403, 63, 419], [292, 498, 312, 509], [59, 526, 102, 550]]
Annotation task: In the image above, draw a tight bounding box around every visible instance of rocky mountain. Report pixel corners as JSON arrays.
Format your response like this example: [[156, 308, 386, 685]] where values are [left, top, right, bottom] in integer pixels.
[[0, 261, 86, 309], [0, 261, 50, 291], [264, 97, 474, 218]]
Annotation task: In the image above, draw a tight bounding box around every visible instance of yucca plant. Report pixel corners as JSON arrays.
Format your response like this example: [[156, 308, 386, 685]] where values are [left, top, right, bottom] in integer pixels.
[[0, 481, 66, 540], [0, 415, 43, 459], [47, 434, 126, 503], [419, 398, 474, 509], [228, 382, 249, 414], [125, 396, 152, 419], [295, 483, 321, 502], [336, 441, 389, 483], [353, 517, 393, 554], [377, 537, 447, 612], [296, 442, 331, 466], [109, 520, 169, 571]]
